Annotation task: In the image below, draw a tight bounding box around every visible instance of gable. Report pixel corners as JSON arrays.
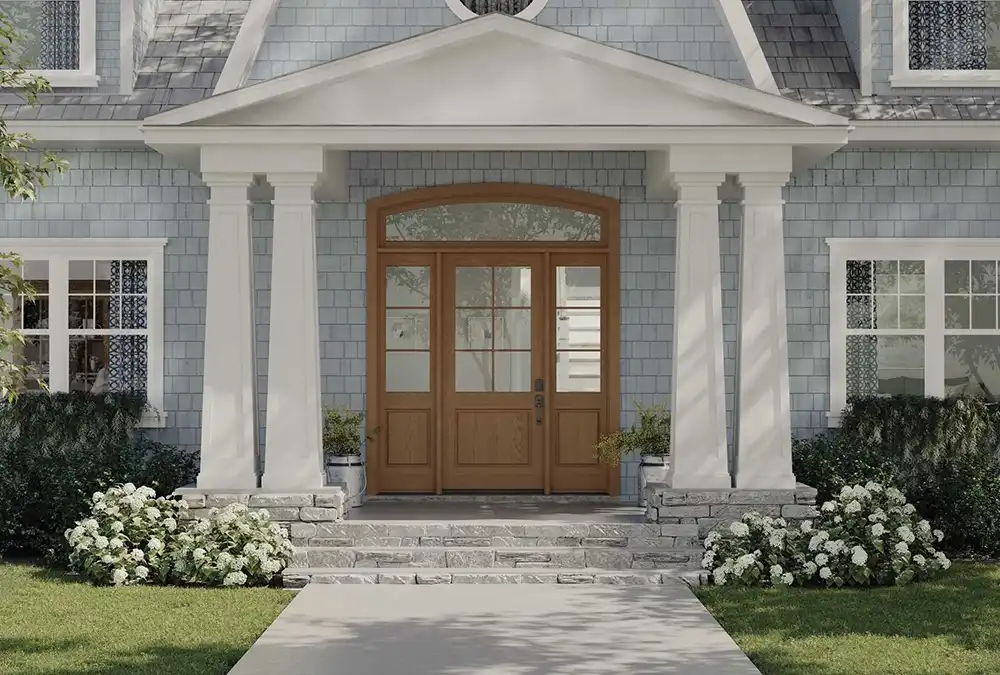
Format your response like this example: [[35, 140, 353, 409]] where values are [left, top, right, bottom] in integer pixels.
[[213, 33, 788, 127]]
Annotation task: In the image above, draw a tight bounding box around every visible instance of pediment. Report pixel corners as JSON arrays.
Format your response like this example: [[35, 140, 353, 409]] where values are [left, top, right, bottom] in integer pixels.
[[144, 15, 848, 129]]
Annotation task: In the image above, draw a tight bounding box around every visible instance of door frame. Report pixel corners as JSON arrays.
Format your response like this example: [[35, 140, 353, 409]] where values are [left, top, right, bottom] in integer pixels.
[[365, 183, 621, 495]]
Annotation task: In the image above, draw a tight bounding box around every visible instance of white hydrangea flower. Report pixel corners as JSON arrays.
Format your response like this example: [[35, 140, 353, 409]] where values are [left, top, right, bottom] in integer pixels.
[[145, 507, 161, 520], [894, 541, 909, 555], [101, 554, 114, 564], [713, 568, 728, 585], [834, 515, 843, 524], [803, 561, 818, 575], [83, 518, 99, 531], [92, 491, 105, 503], [917, 520, 931, 533], [885, 487, 905, 504], [913, 554, 926, 566], [815, 553, 829, 566], [147, 538, 163, 552], [844, 500, 862, 514], [729, 522, 750, 537], [824, 539, 845, 555], [135, 565, 149, 579], [109, 537, 123, 549], [704, 531, 720, 549], [840, 485, 855, 499], [821, 501, 837, 512], [122, 483, 136, 495], [871, 523, 886, 537], [193, 547, 207, 561], [770, 564, 784, 577], [263, 559, 283, 574], [819, 566, 832, 580], [851, 546, 868, 566], [933, 529, 945, 542], [131, 548, 145, 561], [896, 526, 915, 544], [903, 503, 917, 515], [780, 572, 794, 586], [935, 552, 951, 570], [864, 482, 883, 492], [93, 535, 109, 550], [163, 517, 177, 531], [112, 568, 128, 585], [800, 520, 813, 533], [223, 571, 248, 587], [110, 521, 124, 533]]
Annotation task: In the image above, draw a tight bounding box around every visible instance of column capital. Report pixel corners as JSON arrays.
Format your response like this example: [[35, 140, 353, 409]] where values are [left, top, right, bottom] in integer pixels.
[[673, 173, 725, 207], [738, 172, 791, 189], [268, 172, 322, 188], [202, 171, 255, 188], [204, 173, 253, 208], [672, 172, 726, 188]]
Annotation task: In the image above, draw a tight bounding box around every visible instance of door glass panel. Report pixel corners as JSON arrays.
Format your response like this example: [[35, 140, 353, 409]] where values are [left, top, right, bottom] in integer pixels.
[[386, 309, 430, 350], [495, 352, 531, 392], [385, 265, 431, 392], [386, 266, 431, 307], [494, 267, 531, 306], [386, 203, 601, 241], [456, 352, 492, 392], [456, 309, 492, 350], [455, 267, 492, 307], [386, 352, 430, 393], [494, 309, 531, 349], [556, 266, 601, 392]]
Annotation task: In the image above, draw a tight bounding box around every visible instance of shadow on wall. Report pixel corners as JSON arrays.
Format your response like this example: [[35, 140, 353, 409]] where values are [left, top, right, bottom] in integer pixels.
[[227, 584, 761, 675]]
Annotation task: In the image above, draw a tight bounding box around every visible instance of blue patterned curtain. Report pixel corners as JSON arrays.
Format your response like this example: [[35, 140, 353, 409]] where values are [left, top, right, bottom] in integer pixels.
[[107, 261, 148, 394]]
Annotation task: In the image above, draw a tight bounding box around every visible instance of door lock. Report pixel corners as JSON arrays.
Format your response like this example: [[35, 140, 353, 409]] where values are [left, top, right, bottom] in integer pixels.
[[534, 394, 544, 426]]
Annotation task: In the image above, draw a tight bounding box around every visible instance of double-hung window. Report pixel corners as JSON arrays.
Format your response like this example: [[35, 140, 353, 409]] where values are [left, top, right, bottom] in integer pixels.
[[829, 238, 1000, 424], [5, 239, 166, 426], [0, 0, 97, 87]]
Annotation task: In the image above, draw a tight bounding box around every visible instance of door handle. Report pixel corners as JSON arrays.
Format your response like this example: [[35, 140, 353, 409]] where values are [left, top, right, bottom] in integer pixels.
[[534, 394, 544, 426]]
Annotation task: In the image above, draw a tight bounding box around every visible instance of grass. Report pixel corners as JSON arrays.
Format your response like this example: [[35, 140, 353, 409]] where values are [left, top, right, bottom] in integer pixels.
[[0, 561, 294, 675], [696, 563, 1000, 675]]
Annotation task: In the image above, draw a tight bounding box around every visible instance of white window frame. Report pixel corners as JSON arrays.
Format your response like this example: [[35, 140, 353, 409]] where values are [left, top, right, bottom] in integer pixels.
[[828, 237, 1000, 426], [4, 0, 98, 88], [1, 238, 167, 427], [445, 0, 549, 21]]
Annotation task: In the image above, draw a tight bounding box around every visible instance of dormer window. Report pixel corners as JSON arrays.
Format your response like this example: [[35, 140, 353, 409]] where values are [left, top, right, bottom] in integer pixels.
[[446, 0, 549, 21], [892, 0, 1000, 86], [0, 0, 97, 88]]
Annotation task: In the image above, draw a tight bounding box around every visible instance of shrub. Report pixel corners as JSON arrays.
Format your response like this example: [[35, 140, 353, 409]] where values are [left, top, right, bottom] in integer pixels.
[[595, 400, 671, 466], [703, 482, 951, 588], [171, 503, 294, 587], [793, 396, 1000, 557], [0, 393, 195, 559], [65, 484, 186, 586]]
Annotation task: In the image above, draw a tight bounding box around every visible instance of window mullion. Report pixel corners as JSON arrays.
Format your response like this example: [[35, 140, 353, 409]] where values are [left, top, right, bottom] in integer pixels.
[[925, 253, 945, 397], [48, 256, 70, 392]]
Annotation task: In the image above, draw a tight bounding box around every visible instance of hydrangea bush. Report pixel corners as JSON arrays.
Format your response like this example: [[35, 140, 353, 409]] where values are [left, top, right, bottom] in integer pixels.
[[66, 487, 294, 587], [65, 484, 185, 586], [703, 482, 951, 588], [172, 503, 295, 587]]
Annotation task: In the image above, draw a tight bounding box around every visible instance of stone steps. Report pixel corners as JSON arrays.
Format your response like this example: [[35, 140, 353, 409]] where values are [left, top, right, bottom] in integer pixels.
[[289, 520, 699, 547], [291, 546, 701, 569], [282, 567, 689, 587]]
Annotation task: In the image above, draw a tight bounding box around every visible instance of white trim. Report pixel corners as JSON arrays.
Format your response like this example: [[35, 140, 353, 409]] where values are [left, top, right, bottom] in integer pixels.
[[445, 0, 549, 21], [849, 121, 1000, 144], [214, 0, 283, 95], [0, 239, 167, 420], [5, 121, 144, 143], [859, 0, 873, 96], [119, 0, 135, 95], [143, 14, 848, 128], [712, 0, 779, 94], [890, 0, 1000, 88], [826, 237, 1000, 425]]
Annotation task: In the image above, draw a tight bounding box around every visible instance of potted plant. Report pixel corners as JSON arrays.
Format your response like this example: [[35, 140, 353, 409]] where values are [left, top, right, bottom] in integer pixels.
[[594, 401, 671, 505], [323, 408, 378, 508]]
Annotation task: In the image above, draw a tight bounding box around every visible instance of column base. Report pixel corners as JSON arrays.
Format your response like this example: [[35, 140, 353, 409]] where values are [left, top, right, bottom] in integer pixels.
[[666, 471, 732, 490], [195, 470, 258, 491], [260, 472, 327, 492], [735, 472, 797, 490]]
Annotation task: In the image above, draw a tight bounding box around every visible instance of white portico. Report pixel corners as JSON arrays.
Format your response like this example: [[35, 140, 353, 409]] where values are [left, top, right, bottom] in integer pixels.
[[141, 14, 849, 496]]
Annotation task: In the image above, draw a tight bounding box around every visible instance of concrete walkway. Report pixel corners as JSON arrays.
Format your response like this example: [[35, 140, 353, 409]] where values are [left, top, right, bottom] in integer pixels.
[[227, 581, 762, 675]]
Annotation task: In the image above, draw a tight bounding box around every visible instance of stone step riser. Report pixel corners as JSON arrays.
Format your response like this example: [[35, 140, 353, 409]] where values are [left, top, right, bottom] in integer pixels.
[[290, 522, 697, 542], [283, 570, 681, 587], [292, 548, 700, 570], [299, 535, 696, 548]]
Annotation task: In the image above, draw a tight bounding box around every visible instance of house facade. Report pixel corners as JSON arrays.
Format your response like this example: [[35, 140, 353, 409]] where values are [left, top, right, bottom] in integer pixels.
[[2, 0, 999, 502]]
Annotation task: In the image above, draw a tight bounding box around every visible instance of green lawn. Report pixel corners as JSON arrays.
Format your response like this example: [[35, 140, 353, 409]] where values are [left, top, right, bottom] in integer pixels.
[[0, 562, 294, 675], [697, 563, 1000, 675]]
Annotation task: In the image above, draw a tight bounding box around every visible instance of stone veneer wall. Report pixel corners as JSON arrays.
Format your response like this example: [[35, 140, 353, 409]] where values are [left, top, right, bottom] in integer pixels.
[[174, 489, 348, 532], [643, 484, 819, 542]]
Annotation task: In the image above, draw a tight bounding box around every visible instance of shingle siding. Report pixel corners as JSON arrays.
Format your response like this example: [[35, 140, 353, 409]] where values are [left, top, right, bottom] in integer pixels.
[[247, 0, 747, 85]]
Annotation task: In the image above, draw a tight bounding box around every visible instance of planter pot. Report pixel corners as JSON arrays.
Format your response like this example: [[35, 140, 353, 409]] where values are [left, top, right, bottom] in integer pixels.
[[325, 455, 365, 509], [639, 455, 670, 506]]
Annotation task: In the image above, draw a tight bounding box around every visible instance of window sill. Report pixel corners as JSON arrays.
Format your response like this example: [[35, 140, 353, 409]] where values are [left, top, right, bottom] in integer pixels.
[[25, 71, 100, 88], [138, 410, 168, 429], [890, 71, 1000, 88]]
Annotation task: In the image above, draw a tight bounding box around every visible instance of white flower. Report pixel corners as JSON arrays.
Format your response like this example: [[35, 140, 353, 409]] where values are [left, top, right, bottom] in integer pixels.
[[110, 521, 124, 533], [70, 525, 85, 540], [702, 551, 716, 568], [147, 538, 163, 552], [865, 482, 883, 492], [734, 553, 757, 574], [821, 501, 837, 512], [913, 554, 926, 566], [894, 541, 909, 555], [131, 517, 143, 527], [192, 547, 207, 562], [840, 485, 855, 499], [819, 566, 832, 580], [146, 507, 161, 520], [131, 548, 145, 561], [834, 515, 843, 524], [223, 571, 248, 587], [903, 503, 917, 515], [112, 568, 128, 585], [824, 539, 845, 555], [800, 520, 813, 533], [935, 552, 951, 570], [870, 523, 886, 537], [769, 530, 785, 549], [93, 535, 109, 550], [135, 565, 149, 579], [83, 518, 99, 532], [101, 554, 114, 564], [885, 487, 905, 504], [803, 561, 818, 575], [163, 517, 177, 531], [109, 537, 124, 549], [933, 529, 945, 542], [868, 509, 887, 523], [122, 483, 136, 495], [815, 553, 829, 566], [713, 568, 728, 585], [917, 520, 931, 533], [774, 518, 787, 528], [704, 531, 721, 549], [770, 564, 784, 577], [92, 491, 105, 503], [729, 522, 750, 537], [808, 531, 830, 551], [851, 546, 868, 566], [896, 526, 915, 544], [844, 500, 862, 514], [780, 572, 794, 586]]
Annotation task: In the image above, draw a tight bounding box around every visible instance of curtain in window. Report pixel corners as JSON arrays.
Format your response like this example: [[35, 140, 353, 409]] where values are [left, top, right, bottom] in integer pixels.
[[39, 0, 79, 70], [461, 0, 532, 14], [909, 0, 989, 70], [107, 261, 148, 394]]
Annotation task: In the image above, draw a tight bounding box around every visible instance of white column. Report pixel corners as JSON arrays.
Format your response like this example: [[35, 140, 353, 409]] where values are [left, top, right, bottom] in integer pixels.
[[735, 173, 796, 489], [261, 172, 325, 490], [667, 173, 732, 489], [198, 173, 259, 489]]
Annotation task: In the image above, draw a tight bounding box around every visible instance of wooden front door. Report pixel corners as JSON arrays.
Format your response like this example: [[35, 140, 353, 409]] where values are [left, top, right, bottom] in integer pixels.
[[366, 185, 620, 495], [442, 254, 546, 490]]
